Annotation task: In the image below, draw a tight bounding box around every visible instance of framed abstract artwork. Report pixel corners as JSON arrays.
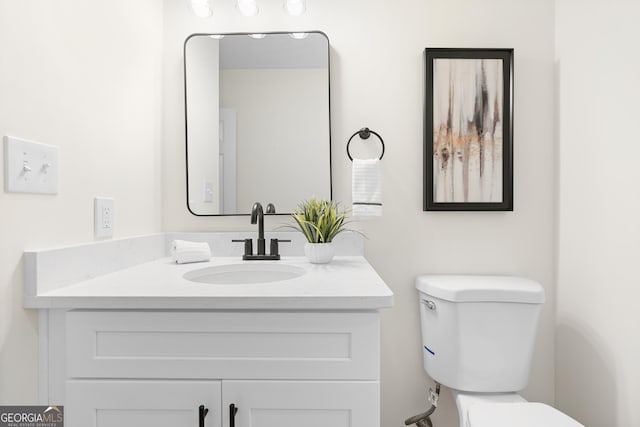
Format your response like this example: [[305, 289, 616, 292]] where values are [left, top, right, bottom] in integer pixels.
[[424, 48, 514, 211]]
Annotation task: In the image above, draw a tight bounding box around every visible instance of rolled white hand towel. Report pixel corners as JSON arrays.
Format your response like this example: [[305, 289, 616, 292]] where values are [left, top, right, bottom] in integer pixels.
[[171, 240, 211, 264]]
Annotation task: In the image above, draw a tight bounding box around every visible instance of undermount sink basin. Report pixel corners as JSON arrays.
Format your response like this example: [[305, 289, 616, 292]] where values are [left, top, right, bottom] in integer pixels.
[[183, 263, 307, 284]]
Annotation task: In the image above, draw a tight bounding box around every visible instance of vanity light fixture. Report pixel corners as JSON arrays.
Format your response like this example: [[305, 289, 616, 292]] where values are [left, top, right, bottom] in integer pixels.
[[189, 0, 307, 18], [236, 0, 259, 16], [289, 32, 309, 39], [189, 0, 213, 18], [248, 33, 267, 39], [284, 0, 306, 16]]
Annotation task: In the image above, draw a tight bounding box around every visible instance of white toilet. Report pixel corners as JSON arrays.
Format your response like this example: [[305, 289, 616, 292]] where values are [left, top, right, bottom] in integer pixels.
[[416, 275, 584, 427]]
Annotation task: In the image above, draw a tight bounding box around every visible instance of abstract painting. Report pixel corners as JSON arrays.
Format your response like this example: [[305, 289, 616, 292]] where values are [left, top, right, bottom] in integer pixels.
[[424, 48, 513, 211]]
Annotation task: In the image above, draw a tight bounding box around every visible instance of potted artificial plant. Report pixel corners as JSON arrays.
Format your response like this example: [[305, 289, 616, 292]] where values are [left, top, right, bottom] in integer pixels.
[[290, 198, 351, 264]]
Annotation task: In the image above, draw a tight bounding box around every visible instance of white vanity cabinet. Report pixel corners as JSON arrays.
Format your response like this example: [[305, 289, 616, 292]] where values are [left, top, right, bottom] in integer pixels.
[[25, 236, 393, 427], [56, 310, 381, 427]]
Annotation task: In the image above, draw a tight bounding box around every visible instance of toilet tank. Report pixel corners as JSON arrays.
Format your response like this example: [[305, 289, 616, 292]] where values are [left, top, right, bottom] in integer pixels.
[[416, 275, 544, 392]]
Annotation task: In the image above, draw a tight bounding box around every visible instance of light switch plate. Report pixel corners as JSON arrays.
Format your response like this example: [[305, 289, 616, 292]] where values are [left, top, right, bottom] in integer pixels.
[[94, 197, 114, 238], [3, 135, 59, 194]]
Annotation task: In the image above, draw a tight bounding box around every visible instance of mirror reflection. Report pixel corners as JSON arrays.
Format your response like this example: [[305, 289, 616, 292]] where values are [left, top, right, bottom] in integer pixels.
[[184, 32, 331, 215]]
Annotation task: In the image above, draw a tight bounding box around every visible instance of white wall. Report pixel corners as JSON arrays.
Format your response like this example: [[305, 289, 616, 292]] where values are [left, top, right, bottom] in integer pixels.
[[220, 68, 330, 211], [555, 2, 640, 426], [162, 1, 556, 425], [0, 0, 164, 403], [185, 36, 220, 214]]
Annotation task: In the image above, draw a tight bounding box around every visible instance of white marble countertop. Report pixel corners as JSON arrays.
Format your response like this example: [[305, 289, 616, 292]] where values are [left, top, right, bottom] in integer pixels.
[[29, 255, 393, 310], [23, 233, 393, 310]]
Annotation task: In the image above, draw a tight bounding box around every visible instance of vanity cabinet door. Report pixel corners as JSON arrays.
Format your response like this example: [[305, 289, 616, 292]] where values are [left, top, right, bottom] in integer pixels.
[[222, 381, 378, 427], [65, 380, 221, 427]]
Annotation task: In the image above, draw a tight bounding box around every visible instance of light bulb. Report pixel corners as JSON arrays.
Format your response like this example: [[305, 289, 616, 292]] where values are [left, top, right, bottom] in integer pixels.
[[190, 0, 213, 18], [237, 0, 259, 16], [284, 0, 306, 16]]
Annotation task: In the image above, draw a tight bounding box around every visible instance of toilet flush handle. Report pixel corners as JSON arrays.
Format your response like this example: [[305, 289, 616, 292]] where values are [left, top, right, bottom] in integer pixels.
[[421, 299, 436, 310]]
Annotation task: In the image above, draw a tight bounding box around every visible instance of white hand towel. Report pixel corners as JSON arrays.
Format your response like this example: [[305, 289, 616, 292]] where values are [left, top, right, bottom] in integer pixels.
[[171, 240, 211, 264], [352, 158, 382, 216]]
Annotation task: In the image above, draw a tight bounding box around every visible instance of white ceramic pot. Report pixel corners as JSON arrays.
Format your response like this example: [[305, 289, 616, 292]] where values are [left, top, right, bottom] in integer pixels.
[[304, 242, 335, 264]]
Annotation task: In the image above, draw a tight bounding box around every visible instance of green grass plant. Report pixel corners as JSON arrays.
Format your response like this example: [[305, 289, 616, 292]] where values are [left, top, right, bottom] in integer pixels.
[[289, 198, 351, 243]]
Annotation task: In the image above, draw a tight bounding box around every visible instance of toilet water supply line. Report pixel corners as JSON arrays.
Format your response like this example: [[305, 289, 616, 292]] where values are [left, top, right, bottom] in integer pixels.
[[404, 383, 441, 427]]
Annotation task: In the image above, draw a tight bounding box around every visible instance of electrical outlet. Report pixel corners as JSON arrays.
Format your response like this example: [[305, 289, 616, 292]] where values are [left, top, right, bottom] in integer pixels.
[[204, 181, 214, 203], [94, 197, 114, 238]]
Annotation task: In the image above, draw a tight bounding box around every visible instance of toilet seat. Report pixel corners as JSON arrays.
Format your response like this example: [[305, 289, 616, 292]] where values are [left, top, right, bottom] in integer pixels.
[[468, 402, 584, 427]]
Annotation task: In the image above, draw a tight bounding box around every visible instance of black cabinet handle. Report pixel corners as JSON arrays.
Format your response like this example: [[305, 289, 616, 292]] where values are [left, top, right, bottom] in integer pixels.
[[199, 405, 209, 427], [230, 403, 238, 427]]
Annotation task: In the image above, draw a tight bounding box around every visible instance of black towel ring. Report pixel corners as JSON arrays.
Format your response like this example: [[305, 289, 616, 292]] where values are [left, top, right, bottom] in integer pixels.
[[346, 127, 385, 161]]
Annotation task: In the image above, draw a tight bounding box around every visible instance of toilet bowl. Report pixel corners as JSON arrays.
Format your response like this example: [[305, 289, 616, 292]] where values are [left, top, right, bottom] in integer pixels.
[[452, 390, 583, 427], [416, 275, 583, 427]]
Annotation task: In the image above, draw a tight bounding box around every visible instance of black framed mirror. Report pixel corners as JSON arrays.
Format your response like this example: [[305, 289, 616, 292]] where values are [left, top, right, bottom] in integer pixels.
[[184, 31, 332, 216]]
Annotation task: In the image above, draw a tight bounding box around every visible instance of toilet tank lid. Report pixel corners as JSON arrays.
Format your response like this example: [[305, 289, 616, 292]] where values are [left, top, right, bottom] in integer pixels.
[[415, 275, 545, 304]]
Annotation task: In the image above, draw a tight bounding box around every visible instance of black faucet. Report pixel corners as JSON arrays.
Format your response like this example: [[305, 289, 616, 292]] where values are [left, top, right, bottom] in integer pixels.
[[234, 202, 288, 260], [250, 202, 274, 255]]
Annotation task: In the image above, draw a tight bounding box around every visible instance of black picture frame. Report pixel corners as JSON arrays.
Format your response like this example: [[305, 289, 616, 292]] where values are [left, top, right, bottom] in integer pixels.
[[424, 48, 514, 211]]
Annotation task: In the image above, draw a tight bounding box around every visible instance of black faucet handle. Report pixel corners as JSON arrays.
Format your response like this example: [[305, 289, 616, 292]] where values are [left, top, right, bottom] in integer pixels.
[[270, 238, 291, 258], [232, 238, 253, 257], [265, 203, 276, 214]]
